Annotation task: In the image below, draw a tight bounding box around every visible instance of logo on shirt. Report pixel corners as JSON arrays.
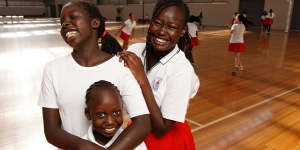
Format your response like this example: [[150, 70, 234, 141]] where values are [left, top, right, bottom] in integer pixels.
[[152, 77, 162, 91]]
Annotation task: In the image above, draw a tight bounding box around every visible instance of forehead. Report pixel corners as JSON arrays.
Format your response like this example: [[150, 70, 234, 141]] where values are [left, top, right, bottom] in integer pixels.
[[157, 6, 185, 20], [88, 88, 122, 106], [61, 3, 87, 14]]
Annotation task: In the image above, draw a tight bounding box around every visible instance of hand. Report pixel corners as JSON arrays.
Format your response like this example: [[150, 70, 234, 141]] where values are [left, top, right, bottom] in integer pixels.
[[117, 51, 148, 85]]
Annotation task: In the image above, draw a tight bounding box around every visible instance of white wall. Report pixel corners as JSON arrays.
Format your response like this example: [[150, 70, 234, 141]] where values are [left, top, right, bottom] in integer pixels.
[[265, 0, 290, 30]]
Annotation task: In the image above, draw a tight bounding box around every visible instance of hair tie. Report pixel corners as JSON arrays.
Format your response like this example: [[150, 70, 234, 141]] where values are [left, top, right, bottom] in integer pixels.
[[101, 30, 107, 38]]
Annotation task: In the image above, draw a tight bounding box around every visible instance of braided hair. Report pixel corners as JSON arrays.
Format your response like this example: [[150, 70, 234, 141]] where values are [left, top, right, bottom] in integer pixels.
[[71, 1, 122, 54], [85, 80, 121, 105], [144, 0, 192, 71]]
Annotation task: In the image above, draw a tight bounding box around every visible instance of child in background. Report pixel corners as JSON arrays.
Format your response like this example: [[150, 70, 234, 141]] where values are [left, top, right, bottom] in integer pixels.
[[261, 11, 268, 32], [83, 80, 147, 150], [118, 13, 136, 50], [118, 0, 200, 149], [228, 14, 246, 76], [186, 16, 199, 65], [38, 1, 150, 150], [266, 9, 275, 34]]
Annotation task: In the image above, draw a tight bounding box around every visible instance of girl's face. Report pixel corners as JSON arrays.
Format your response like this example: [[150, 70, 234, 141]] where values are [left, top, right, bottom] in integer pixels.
[[150, 6, 187, 52], [60, 3, 95, 48], [85, 89, 123, 139]]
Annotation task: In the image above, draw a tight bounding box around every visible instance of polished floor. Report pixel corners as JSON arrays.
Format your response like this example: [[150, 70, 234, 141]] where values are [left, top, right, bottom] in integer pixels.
[[0, 18, 299, 150]]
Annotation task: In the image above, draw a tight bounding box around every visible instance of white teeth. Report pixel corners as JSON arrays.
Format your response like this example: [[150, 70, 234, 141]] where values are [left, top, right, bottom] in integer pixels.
[[66, 31, 78, 38], [156, 38, 166, 43], [105, 128, 115, 133]]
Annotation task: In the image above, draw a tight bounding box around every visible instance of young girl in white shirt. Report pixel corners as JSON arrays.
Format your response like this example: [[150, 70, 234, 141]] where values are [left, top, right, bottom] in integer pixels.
[[118, 13, 136, 50], [118, 0, 200, 149], [228, 14, 246, 76], [38, 1, 150, 150], [83, 80, 147, 150]]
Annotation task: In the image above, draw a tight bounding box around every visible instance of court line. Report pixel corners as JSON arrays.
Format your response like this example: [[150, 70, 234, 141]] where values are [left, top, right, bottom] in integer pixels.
[[186, 118, 204, 127], [191, 86, 300, 133]]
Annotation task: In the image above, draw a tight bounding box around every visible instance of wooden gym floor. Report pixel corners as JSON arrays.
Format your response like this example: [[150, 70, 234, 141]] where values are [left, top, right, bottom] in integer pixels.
[[0, 18, 299, 150]]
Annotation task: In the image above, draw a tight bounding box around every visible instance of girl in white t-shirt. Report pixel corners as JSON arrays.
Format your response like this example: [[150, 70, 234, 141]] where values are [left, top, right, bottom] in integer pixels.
[[38, 1, 150, 150], [83, 80, 147, 150], [228, 14, 246, 76], [118, 13, 136, 50], [118, 0, 199, 150], [266, 9, 275, 33], [185, 16, 199, 64]]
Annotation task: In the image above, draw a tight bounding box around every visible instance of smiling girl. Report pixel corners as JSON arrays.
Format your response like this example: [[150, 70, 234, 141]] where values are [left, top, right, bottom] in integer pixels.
[[118, 0, 200, 149], [38, 1, 150, 150]]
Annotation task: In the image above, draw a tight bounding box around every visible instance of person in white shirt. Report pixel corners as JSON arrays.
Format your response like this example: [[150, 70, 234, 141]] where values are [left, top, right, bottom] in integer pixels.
[[228, 14, 246, 76], [118, 13, 136, 50], [186, 16, 199, 64], [266, 9, 275, 33], [83, 80, 147, 150], [118, 0, 199, 149], [38, 1, 150, 150], [261, 11, 268, 32]]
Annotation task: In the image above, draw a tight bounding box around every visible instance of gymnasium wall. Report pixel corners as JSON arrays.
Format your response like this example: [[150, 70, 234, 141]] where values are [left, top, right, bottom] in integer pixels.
[[265, 0, 291, 30]]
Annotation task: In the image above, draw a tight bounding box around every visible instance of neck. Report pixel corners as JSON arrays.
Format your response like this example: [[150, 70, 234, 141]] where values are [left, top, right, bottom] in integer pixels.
[[93, 130, 111, 145], [72, 37, 112, 67]]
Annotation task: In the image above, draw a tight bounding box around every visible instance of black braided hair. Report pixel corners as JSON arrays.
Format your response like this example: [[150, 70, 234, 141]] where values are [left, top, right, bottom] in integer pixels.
[[85, 80, 121, 105], [144, 0, 191, 71], [71, 0, 122, 54]]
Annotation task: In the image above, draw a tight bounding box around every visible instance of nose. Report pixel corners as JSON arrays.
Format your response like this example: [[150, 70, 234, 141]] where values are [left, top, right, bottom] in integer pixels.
[[106, 115, 114, 125], [157, 25, 167, 36], [61, 19, 71, 28]]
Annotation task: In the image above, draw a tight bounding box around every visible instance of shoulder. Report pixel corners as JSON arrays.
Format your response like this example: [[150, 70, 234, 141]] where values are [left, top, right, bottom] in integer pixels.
[[43, 55, 70, 72], [127, 43, 145, 56], [168, 51, 194, 75]]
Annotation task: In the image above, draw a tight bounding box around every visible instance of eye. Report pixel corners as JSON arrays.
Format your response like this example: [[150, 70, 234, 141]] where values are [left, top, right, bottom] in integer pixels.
[[70, 15, 79, 20], [153, 20, 162, 26], [113, 110, 121, 116], [96, 113, 105, 118], [168, 25, 177, 30]]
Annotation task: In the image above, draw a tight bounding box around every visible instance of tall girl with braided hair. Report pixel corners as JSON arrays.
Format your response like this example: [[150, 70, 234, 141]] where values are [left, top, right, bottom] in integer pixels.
[[119, 0, 199, 149], [38, 1, 150, 150]]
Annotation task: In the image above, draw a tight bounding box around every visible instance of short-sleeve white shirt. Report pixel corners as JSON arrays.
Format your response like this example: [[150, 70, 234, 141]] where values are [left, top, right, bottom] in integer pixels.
[[187, 22, 198, 38], [82, 125, 147, 150], [128, 43, 200, 123], [38, 55, 149, 137], [267, 12, 275, 19], [122, 19, 136, 35], [230, 23, 245, 43]]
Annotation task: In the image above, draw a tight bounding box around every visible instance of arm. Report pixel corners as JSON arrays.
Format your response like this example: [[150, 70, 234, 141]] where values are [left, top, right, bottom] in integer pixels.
[[107, 114, 150, 150], [43, 108, 105, 150], [118, 51, 175, 136]]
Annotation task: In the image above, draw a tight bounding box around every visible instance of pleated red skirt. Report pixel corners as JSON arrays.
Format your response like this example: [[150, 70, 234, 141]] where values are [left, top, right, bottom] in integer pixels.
[[144, 121, 196, 150], [120, 31, 130, 41], [228, 43, 245, 52], [190, 37, 199, 46]]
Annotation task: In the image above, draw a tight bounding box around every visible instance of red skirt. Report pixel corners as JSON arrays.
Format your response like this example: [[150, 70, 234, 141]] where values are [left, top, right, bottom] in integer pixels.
[[228, 43, 245, 52], [190, 37, 199, 46], [120, 31, 130, 41], [266, 18, 274, 25], [144, 121, 196, 150]]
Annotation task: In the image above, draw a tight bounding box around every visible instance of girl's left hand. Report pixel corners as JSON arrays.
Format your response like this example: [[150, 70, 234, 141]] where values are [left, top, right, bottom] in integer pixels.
[[118, 51, 147, 85]]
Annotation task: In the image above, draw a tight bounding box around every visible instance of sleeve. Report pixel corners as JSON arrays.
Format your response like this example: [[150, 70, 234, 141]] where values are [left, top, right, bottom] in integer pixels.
[[127, 43, 144, 58], [161, 64, 200, 123], [118, 68, 149, 118], [124, 19, 130, 25], [37, 63, 58, 108]]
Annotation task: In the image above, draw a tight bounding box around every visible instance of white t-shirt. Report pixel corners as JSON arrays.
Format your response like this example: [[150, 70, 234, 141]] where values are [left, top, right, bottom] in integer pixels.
[[230, 23, 245, 43], [261, 15, 266, 20], [187, 22, 198, 38], [82, 125, 147, 150], [122, 19, 136, 35], [128, 43, 200, 123], [267, 12, 275, 19], [38, 55, 149, 137]]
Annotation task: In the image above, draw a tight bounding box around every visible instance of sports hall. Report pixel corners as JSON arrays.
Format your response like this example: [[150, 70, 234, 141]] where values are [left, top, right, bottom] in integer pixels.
[[0, 0, 299, 149]]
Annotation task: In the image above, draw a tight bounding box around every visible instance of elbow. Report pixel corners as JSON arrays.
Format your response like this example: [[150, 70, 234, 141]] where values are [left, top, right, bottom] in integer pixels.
[[132, 114, 151, 136]]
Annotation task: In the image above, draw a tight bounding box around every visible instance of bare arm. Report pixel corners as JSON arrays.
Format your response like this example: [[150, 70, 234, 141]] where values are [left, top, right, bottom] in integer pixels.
[[42, 108, 105, 150], [107, 114, 151, 150], [116, 24, 126, 36], [118, 52, 175, 136]]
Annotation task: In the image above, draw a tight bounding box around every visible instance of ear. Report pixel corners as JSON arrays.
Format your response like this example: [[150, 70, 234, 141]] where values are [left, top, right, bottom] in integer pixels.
[[91, 18, 100, 29], [85, 108, 91, 120], [180, 25, 187, 37]]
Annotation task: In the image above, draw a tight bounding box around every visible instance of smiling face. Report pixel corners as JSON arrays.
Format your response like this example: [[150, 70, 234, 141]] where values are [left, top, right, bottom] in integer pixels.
[[150, 6, 187, 52], [60, 3, 98, 48], [85, 88, 123, 142]]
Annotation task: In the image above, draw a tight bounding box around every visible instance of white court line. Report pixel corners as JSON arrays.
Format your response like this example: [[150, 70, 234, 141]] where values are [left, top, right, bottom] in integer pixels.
[[186, 118, 204, 127], [191, 86, 300, 133]]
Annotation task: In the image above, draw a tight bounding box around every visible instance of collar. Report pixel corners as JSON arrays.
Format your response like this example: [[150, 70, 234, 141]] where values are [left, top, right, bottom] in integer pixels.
[[142, 44, 180, 65]]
